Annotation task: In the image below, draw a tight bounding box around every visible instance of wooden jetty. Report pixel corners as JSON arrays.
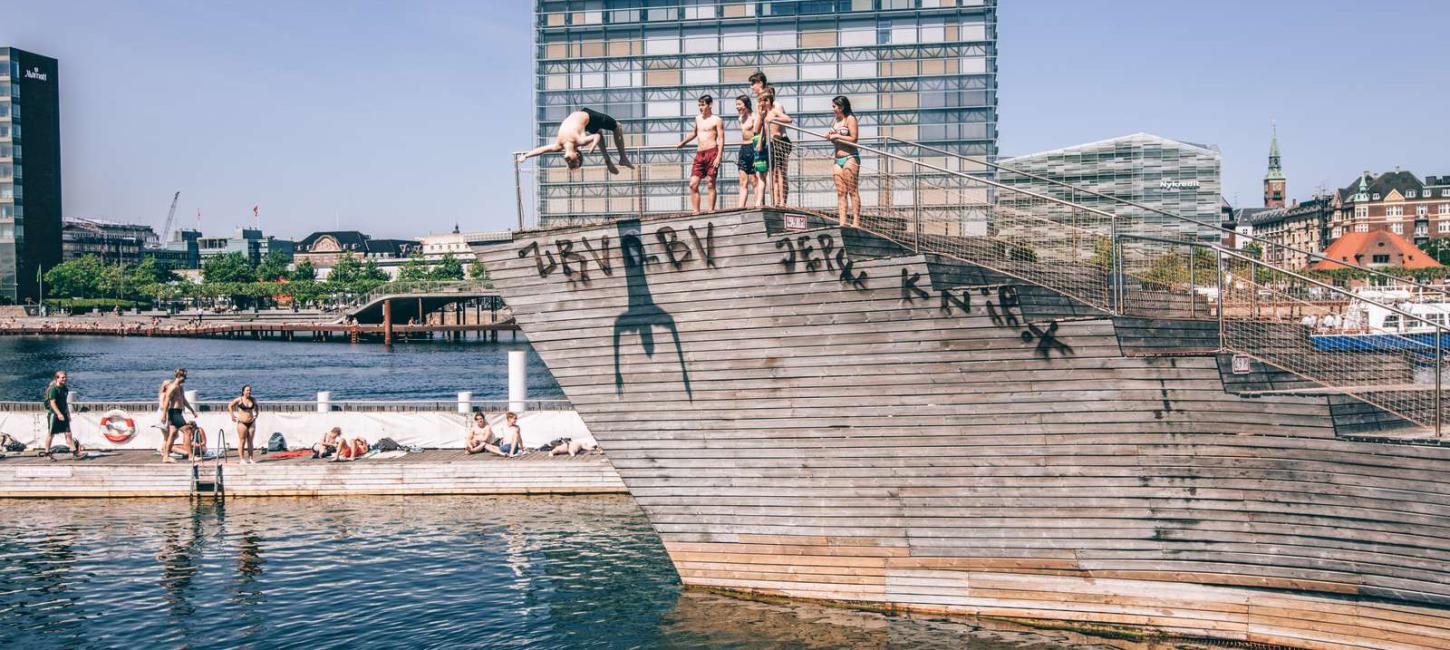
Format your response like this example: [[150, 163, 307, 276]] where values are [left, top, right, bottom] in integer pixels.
[[0, 449, 624, 498], [478, 208, 1450, 649]]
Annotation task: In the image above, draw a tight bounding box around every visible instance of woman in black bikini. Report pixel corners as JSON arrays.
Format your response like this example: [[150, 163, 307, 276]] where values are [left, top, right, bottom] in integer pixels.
[[228, 384, 260, 464]]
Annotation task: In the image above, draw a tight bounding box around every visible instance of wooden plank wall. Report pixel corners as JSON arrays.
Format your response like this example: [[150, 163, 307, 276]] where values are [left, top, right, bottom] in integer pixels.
[[479, 209, 1450, 648]]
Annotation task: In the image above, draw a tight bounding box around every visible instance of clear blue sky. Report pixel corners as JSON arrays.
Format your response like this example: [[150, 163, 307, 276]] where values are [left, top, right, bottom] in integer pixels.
[[2, 1, 1447, 239]]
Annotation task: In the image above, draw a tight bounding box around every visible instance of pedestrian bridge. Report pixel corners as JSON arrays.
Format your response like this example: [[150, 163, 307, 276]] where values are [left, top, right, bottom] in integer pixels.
[[345, 281, 504, 325]]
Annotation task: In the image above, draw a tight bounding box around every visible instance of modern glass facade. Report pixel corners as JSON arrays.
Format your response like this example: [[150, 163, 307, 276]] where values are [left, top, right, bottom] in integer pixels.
[[0, 47, 61, 303], [532, 0, 997, 227], [999, 133, 1223, 243]]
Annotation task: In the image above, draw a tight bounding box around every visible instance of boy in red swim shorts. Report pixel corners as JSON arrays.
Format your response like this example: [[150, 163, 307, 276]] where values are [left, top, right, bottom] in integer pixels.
[[677, 94, 725, 215]]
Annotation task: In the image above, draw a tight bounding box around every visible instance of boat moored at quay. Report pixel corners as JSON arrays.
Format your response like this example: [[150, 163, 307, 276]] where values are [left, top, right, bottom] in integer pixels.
[[482, 140, 1450, 648]]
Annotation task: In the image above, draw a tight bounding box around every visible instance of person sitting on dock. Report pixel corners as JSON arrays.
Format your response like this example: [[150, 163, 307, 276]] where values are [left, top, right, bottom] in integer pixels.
[[517, 108, 634, 175], [313, 426, 343, 459], [465, 410, 503, 456], [495, 412, 524, 457]]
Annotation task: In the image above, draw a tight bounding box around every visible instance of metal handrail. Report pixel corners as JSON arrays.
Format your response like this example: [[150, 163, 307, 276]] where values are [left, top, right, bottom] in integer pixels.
[[883, 136, 1450, 296], [771, 122, 1124, 223]]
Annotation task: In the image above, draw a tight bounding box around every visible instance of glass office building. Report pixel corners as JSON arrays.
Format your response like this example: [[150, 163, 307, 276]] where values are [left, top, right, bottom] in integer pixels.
[[532, 0, 998, 227], [1, 47, 62, 303], [998, 133, 1223, 243]]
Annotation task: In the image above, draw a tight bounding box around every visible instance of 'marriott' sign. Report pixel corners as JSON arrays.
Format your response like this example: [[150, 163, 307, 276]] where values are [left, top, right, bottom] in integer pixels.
[[23, 68, 48, 81]]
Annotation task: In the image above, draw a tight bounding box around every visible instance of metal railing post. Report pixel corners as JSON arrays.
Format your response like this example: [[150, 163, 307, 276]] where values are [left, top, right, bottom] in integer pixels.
[[1438, 328, 1443, 437], [1109, 215, 1120, 313], [513, 155, 525, 231], [1217, 249, 1226, 350], [912, 163, 921, 253], [1189, 246, 1197, 318]]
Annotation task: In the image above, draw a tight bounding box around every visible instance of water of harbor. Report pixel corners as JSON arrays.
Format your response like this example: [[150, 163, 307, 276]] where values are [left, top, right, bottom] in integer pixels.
[[0, 496, 1109, 649], [0, 336, 562, 402]]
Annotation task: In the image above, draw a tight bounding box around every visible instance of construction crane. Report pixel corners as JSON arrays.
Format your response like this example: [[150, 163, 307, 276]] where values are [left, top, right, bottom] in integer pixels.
[[159, 191, 180, 243]]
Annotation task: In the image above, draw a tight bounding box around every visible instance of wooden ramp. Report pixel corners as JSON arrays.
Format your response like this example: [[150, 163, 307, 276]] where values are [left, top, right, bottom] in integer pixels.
[[0, 450, 626, 498]]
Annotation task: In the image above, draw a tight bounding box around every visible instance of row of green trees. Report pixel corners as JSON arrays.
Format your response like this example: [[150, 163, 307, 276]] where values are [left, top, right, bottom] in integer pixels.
[[43, 251, 489, 311]]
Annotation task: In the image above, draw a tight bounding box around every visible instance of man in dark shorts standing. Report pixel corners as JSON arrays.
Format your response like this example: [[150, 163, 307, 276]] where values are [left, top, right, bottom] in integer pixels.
[[518, 108, 634, 174], [42, 370, 79, 459], [158, 368, 198, 463], [676, 94, 725, 214]]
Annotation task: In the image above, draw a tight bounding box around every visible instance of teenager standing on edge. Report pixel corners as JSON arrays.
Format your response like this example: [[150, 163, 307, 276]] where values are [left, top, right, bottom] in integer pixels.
[[734, 94, 760, 209], [757, 89, 794, 206], [827, 96, 862, 226], [677, 95, 724, 214], [43, 371, 79, 459]]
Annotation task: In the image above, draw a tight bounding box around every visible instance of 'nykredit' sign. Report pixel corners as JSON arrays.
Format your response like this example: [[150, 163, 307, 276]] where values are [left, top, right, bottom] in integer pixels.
[[1159, 179, 1201, 192]]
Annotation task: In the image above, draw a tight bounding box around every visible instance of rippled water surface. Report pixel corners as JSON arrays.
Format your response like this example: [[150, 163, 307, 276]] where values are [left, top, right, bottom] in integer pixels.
[[0, 497, 1126, 649], [0, 336, 562, 402]]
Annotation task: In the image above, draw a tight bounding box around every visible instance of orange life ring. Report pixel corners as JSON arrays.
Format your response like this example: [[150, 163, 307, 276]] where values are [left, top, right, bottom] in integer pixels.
[[100, 409, 136, 443]]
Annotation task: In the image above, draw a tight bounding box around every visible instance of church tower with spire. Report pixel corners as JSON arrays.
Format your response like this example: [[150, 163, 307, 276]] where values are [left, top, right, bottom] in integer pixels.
[[1264, 125, 1286, 208]]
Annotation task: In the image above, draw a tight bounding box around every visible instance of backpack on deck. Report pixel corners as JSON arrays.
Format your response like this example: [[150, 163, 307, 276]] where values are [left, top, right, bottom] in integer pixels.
[[1, 433, 25, 453], [266, 432, 287, 453], [375, 438, 401, 452]]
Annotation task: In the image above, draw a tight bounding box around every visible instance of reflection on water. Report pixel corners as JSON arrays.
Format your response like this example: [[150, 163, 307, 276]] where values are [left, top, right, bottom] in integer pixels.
[[0, 497, 1187, 649]]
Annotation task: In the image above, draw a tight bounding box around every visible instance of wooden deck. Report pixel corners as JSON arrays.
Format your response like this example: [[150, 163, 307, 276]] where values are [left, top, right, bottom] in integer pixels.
[[478, 209, 1450, 649], [0, 449, 625, 498]]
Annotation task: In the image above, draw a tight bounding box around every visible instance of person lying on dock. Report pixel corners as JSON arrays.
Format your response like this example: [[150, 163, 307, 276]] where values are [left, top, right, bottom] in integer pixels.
[[332, 437, 370, 462], [313, 426, 343, 459], [549, 438, 598, 457], [517, 108, 634, 175]]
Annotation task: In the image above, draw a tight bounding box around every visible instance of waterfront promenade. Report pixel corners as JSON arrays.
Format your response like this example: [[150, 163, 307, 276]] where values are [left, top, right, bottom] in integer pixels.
[[0, 312, 519, 342]]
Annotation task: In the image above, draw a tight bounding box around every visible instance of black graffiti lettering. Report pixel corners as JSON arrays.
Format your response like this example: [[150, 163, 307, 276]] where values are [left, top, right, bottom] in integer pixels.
[[817, 234, 836, 271], [1028, 320, 1074, 358], [940, 289, 971, 315], [655, 226, 694, 270], [901, 268, 929, 302], [579, 236, 613, 277], [837, 250, 867, 290], [687, 223, 717, 268], [795, 236, 820, 273], [776, 237, 798, 272], [995, 286, 1021, 327], [554, 238, 590, 282], [518, 241, 558, 278]]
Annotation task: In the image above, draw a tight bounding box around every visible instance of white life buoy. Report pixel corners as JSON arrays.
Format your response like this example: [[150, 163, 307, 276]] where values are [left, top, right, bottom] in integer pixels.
[[100, 409, 136, 443]]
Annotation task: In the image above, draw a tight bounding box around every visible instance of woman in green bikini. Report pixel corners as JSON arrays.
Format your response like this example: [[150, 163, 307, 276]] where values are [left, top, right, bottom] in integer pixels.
[[826, 95, 861, 227]]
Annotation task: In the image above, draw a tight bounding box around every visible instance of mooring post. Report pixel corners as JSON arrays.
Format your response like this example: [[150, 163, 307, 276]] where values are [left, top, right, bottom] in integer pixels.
[[317, 391, 331, 414], [508, 350, 527, 414], [383, 299, 393, 346], [458, 391, 472, 414]]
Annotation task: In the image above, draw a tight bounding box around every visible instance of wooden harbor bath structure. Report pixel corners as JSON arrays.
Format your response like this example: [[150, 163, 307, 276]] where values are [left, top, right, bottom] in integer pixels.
[[477, 207, 1450, 649]]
